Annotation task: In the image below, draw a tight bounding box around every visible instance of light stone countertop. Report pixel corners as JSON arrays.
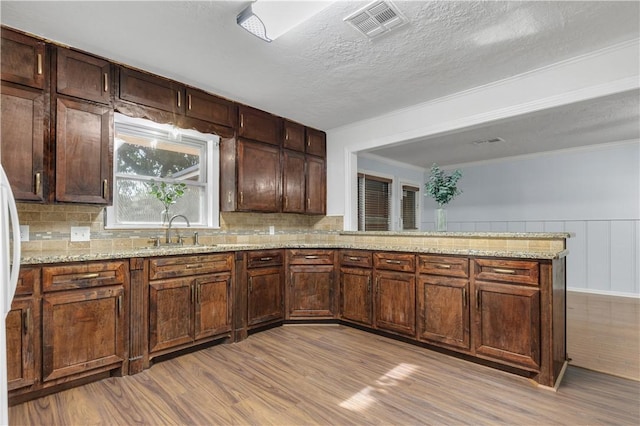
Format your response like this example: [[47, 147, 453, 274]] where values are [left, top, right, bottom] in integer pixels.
[[20, 241, 569, 265], [340, 231, 573, 239]]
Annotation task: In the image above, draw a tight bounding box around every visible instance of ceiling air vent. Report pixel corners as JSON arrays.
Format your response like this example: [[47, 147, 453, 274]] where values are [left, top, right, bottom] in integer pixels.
[[344, 1, 408, 39]]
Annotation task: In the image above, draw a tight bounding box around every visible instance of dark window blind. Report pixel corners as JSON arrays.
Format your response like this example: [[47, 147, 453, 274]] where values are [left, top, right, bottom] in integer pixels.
[[358, 173, 392, 231], [401, 185, 419, 230]]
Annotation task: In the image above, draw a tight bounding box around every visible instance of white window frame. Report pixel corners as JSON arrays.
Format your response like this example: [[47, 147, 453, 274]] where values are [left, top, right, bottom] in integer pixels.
[[105, 113, 219, 229], [399, 180, 421, 231]]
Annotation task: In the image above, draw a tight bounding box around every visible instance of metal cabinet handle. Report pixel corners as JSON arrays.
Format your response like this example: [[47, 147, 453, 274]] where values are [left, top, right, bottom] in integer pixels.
[[304, 255, 319, 259], [462, 288, 467, 307], [74, 273, 100, 280], [285, 130, 289, 141], [191, 284, 195, 304], [187, 94, 192, 110], [436, 264, 452, 269], [476, 289, 480, 309], [493, 268, 516, 274], [186, 264, 203, 269], [349, 257, 360, 261], [177, 91, 181, 108], [240, 115, 244, 128], [37, 53, 43, 75], [386, 260, 402, 265], [117, 295, 122, 315], [103, 179, 109, 199], [103, 73, 108, 92], [260, 257, 273, 261], [34, 172, 41, 196]]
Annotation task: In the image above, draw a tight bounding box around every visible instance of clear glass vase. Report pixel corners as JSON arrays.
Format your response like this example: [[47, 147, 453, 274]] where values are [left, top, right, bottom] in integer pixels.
[[435, 208, 447, 232]]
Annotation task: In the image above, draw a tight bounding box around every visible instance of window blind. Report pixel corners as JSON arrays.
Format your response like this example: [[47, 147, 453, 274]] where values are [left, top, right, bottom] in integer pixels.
[[358, 173, 392, 231], [401, 185, 419, 230]]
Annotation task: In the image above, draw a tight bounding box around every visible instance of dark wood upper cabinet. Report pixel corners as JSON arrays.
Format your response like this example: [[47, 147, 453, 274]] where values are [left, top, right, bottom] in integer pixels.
[[306, 155, 326, 214], [55, 97, 112, 204], [237, 138, 281, 212], [1, 28, 46, 89], [0, 82, 47, 202], [185, 88, 235, 128], [283, 120, 305, 152], [119, 67, 185, 114], [56, 47, 111, 104], [306, 127, 326, 157], [282, 150, 306, 213], [238, 105, 281, 146]]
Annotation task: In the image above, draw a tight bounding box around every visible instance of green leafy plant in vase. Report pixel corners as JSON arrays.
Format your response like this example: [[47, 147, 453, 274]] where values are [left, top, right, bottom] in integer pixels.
[[149, 180, 187, 225], [425, 164, 462, 231]]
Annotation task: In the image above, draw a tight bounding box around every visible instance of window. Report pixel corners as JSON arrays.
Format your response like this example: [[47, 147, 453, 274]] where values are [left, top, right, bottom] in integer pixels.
[[401, 185, 419, 230], [358, 173, 391, 231], [106, 114, 219, 228]]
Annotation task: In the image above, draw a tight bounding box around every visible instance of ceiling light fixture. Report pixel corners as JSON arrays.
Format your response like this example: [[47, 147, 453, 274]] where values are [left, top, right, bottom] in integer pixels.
[[237, 0, 333, 42]]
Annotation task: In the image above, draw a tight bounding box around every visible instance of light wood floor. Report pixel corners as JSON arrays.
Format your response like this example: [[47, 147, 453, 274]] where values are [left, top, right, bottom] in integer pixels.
[[9, 325, 640, 425], [567, 291, 640, 381]]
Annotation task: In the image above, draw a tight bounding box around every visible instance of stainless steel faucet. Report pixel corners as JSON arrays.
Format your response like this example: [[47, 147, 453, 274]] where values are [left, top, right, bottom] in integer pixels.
[[166, 214, 190, 244]]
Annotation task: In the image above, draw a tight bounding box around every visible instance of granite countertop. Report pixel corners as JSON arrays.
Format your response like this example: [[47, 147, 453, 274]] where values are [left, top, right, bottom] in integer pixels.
[[20, 241, 569, 265], [340, 231, 573, 239]]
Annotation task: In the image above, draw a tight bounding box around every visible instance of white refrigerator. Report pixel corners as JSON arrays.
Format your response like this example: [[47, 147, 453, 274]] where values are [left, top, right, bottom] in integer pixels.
[[0, 165, 21, 425]]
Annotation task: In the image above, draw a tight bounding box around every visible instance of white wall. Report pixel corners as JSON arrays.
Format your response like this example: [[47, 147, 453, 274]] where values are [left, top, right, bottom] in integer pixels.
[[358, 154, 425, 231], [424, 141, 638, 297]]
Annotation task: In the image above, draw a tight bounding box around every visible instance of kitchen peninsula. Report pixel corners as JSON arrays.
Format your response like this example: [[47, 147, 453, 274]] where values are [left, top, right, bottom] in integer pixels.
[[9, 231, 569, 405]]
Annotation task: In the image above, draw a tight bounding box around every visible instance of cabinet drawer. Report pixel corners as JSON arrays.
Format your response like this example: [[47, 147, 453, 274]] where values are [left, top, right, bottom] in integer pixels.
[[288, 249, 334, 265], [340, 250, 372, 268], [149, 253, 233, 280], [418, 255, 469, 278], [43, 261, 127, 292], [374, 252, 416, 272], [473, 259, 539, 286], [247, 250, 284, 268]]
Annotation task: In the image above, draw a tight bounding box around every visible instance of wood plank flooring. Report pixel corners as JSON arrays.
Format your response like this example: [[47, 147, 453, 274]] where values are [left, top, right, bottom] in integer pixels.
[[567, 291, 640, 380], [9, 325, 640, 425]]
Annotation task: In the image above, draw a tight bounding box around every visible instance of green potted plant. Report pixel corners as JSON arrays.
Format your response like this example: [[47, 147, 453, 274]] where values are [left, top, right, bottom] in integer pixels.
[[425, 164, 462, 231], [149, 180, 187, 225]]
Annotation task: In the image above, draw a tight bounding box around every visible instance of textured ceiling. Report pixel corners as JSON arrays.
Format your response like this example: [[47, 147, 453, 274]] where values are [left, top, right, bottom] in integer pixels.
[[1, 1, 639, 165]]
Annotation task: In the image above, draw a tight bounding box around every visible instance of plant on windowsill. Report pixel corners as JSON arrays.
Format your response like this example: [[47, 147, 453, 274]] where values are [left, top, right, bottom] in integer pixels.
[[149, 180, 187, 225], [425, 164, 462, 231]]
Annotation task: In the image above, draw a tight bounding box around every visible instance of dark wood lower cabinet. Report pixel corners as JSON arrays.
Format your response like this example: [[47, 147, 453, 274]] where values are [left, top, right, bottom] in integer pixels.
[[340, 267, 372, 325], [248, 267, 283, 327], [149, 273, 232, 354], [417, 275, 470, 350], [288, 265, 336, 319], [374, 270, 416, 336], [474, 280, 541, 370], [6, 297, 37, 391]]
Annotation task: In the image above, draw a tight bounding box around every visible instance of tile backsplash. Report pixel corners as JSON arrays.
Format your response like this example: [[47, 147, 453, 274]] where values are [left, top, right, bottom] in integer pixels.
[[17, 203, 343, 252]]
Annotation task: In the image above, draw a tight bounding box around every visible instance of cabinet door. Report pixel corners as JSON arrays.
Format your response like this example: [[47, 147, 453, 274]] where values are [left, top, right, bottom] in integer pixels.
[[57, 48, 111, 104], [474, 281, 541, 370], [305, 128, 326, 157], [375, 271, 416, 336], [149, 278, 193, 353], [185, 88, 235, 128], [288, 265, 335, 319], [194, 273, 232, 340], [119, 67, 184, 114], [1, 28, 45, 89], [282, 150, 305, 213], [248, 267, 284, 326], [0, 82, 46, 201], [55, 97, 112, 204], [340, 267, 372, 325], [42, 286, 125, 382], [238, 106, 280, 145], [237, 139, 280, 212], [6, 297, 37, 391], [417, 275, 470, 350], [305, 155, 325, 214], [283, 120, 305, 152]]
